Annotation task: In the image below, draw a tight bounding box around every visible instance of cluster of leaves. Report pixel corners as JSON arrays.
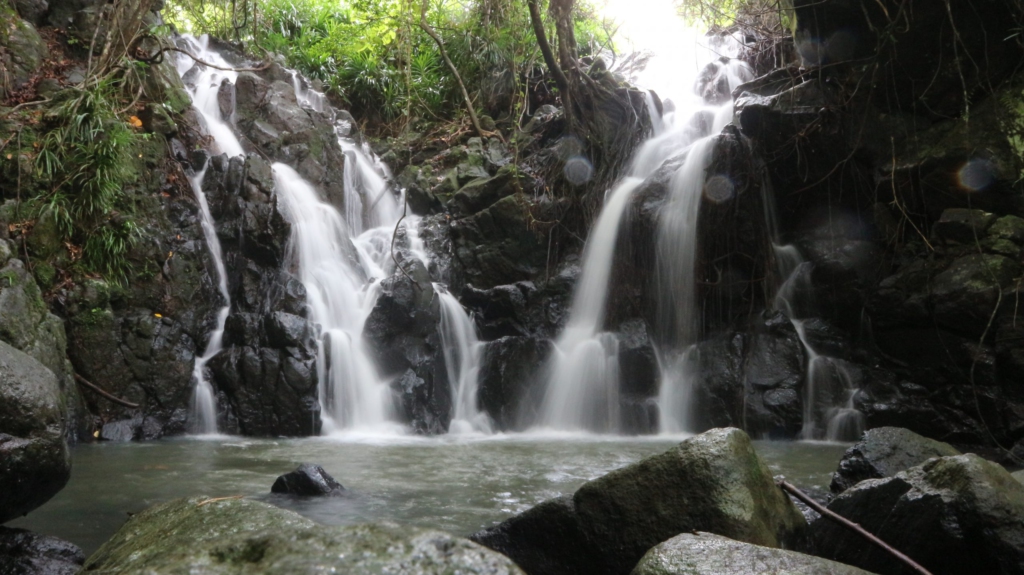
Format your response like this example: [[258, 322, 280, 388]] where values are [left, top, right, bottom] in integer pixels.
[[33, 79, 142, 284]]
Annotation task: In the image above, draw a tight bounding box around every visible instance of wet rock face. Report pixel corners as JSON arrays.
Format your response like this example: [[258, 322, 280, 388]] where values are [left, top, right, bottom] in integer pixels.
[[690, 316, 806, 439], [632, 532, 874, 575], [472, 428, 807, 575], [787, 0, 1023, 119], [0, 340, 70, 523], [83, 496, 524, 575], [201, 154, 321, 437], [830, 426, 961, 493], [0, 526, 85, 575], [811, 454, 1024, 575], [363, 248, 450, 435], [271, 463, 346, 496]]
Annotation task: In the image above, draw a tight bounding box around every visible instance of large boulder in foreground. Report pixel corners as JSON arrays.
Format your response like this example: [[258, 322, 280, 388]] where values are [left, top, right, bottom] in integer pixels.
[[812, 454, 1024, 574], [830, 427, 961, 493], [0, 526, 85, 575], [83, 496, 522, 574], [0, 340, 70, 523], [471, 428, 807, 575], [631, 532, 875, 575]]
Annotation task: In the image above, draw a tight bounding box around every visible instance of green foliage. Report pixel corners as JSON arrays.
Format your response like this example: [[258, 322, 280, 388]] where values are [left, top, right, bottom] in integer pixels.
[[165, 0, 613, 128], [33, 79, 142, 284]]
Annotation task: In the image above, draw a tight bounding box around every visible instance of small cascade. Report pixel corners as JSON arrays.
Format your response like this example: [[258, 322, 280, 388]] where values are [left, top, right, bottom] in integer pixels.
[[435, 284, 492, 434], [536, 37, 752, 433], [536, 177, 641, 432], [773, 245, 864, 441], [175, 35, 245, 434], [271, 163, 395, 431]]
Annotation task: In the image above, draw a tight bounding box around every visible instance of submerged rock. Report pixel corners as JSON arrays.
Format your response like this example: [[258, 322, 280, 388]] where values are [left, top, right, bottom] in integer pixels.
[[0, 526, 85, 575], [471, 428, 807, 575], [830, 426, 960, 493], [812, 454, 1024, 574], [631, 532, 874, 575], [271, 463, 345, 496], [82, 496, 523, 574], [0, 340, 70, 523]]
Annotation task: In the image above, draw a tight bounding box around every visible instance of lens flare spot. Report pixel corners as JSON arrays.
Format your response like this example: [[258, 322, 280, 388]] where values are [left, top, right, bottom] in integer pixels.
[[958, 159, 996, 191], [703, 174, 735, 203], [564, 155, 594, 185]]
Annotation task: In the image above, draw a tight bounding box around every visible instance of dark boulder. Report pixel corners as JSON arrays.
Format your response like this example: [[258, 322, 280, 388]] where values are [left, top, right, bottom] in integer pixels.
[[812, 454, 1024, 574], [472, 428, 807, 575], [271, 463, 345, 496], [830, 426, 961, 493], [0, 527, 84, 575]]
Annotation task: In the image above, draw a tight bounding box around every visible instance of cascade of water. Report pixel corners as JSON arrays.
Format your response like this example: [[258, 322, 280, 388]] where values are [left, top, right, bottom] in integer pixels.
[[772, 245, 864, 441], [434, 284, 492, 434], [271, 163, 396, 431], [535, 35, 751, 433], [175, 35, 245, 434]]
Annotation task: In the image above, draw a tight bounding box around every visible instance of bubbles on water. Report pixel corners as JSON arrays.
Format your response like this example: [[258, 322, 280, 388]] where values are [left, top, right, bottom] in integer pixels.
[[958, 158, 997, 191], [703, 174, 735, 203], [564, 155, 595, 185]]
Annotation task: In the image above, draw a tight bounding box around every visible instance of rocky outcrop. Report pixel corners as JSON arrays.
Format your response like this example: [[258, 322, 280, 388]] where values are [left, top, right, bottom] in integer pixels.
[[811, 454, 1024, 574], [830, 426, 961, 493], [471, 428, 807, 575], [0, 9, 48, 96], [0, 235, 86, 439], [0, 526, 84, 575], [632, 532, 874, 575], [82, 496, 524, 574], [199, 153, 321, 437], [271, 463, 345, 497], [0, 340, 70, 523]]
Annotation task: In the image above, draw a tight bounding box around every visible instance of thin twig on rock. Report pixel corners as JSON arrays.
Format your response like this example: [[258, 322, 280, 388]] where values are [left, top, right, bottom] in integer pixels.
[[777, 480, 933, 575]]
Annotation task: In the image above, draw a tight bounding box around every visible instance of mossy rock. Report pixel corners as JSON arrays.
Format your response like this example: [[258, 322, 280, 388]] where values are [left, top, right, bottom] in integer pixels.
[[632, 532, 876, 575], [473, 428, 807, 575], [83, 496, 524, 574]]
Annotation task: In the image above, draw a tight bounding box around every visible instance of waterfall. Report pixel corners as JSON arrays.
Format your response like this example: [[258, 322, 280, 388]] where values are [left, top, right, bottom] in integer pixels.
[[435, 284, 492, 434], [175, 35, 244, 434], [534, 35, 752, 433], [773, 246, 864, 441]]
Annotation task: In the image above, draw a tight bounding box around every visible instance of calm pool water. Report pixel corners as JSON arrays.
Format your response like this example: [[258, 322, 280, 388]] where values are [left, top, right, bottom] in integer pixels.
[[8, 431, 848, 555]]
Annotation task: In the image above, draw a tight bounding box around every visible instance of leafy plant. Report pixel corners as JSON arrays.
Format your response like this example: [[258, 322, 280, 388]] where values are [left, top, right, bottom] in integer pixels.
[[34, 79, 142, 283]]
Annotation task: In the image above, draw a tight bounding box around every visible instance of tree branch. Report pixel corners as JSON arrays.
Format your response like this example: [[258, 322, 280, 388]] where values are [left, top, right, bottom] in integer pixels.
[[777, 480, 933, 575], [75, 373, 140, 408], [418, 0, 485, 139]]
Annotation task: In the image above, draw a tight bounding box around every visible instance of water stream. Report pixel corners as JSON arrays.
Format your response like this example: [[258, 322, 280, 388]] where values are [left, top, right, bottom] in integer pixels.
[[175, 35, 244, 434], [8, 436, 848, 556]]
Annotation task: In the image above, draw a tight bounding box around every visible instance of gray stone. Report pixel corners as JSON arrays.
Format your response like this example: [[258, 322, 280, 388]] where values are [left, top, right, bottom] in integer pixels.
[[0, 526, 84, 575], [0, 16, 48, 94], [12, 0, 48, 25], [0, 340, 70, 523], [83, 496, 523, 574], [831, 426, 961, 493], [812, 454, 1024, 574], [472, 428, 807, 575], [632, 532, 876, 575]]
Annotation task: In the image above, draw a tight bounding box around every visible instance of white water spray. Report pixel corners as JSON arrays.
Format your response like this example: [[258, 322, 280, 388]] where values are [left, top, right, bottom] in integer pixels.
[[435, 284, 492, 434], [176, 35, 244, 434]]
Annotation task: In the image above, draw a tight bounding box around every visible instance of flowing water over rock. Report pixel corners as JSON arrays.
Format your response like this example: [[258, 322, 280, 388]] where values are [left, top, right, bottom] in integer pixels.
[[536, 38, 753, 434], [436, 284, 492, 434], [174, 35, 244, 434]]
